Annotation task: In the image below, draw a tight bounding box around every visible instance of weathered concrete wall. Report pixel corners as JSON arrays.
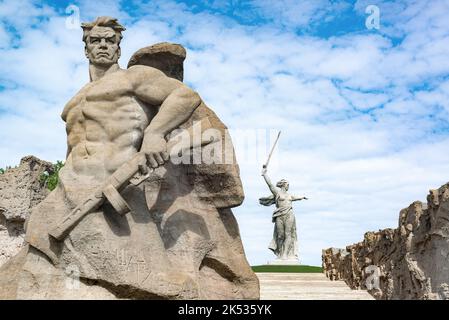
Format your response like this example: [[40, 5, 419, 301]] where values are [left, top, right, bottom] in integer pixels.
[[323, 182, 449, 300], [0, 156, 53, 266]]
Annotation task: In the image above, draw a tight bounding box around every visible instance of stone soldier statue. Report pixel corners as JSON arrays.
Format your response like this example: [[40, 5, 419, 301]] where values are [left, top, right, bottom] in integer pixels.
[[260, 166, 307, 263], [0, 16, 259, 299]]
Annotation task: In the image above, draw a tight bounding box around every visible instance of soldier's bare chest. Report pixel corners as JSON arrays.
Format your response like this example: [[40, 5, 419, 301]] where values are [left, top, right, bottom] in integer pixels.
[[84, 73, 133, 102], [72, 73, 134, 108], [64, 73, 145, 126]]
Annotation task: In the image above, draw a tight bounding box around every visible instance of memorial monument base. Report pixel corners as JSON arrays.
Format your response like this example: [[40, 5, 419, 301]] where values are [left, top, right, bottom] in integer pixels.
[[267, 259, 300, 265]]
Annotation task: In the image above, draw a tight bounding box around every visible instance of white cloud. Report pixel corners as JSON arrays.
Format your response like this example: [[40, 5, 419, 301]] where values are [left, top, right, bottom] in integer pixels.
[[250, 0, 351, 30], [0, 0, 55, 30], [1, 0, 449, 267], [0, 23, 10, 48], [77, 0, 130, 22]]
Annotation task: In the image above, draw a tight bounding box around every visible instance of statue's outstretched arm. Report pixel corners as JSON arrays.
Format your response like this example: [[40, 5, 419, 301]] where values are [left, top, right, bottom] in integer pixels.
[[292, 195, 308, 201], [262, 168, 277, 195]]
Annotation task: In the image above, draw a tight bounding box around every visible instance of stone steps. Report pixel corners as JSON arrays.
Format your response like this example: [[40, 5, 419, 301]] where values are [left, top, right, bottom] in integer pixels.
[[256, 272, 374, 300]]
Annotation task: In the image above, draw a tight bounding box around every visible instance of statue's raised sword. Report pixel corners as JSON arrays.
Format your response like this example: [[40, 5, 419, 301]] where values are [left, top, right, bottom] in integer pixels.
[[262, 131, 281, 171]]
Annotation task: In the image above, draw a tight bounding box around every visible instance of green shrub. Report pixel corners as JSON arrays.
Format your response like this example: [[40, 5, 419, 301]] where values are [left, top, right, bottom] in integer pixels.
[[40, 161, 64, 191], [0, 166, 13, 174]]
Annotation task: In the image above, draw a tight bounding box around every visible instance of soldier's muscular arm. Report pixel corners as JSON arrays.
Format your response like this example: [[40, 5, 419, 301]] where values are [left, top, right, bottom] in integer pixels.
[[129, 65, 201, 168]]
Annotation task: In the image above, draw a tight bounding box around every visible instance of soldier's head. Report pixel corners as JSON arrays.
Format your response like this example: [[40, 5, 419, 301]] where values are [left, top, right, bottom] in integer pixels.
[[276, 179, 289, 191], [81, 16, 125, 66]]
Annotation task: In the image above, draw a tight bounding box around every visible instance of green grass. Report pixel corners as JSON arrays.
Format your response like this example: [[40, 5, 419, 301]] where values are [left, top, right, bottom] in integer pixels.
[[251, 265, 323, 273]]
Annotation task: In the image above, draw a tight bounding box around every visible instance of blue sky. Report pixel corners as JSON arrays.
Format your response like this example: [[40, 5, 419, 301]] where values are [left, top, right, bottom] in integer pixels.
[[1, 0, 449, 266]]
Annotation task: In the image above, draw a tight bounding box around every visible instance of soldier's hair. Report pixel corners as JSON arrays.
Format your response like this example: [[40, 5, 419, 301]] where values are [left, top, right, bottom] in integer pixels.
[[81, 16, 126, 44], [276, 179, 289, 188]]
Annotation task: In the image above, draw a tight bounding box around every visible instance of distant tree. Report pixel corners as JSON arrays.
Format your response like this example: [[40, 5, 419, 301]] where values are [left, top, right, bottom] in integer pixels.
[[40, 161, 64, 191], [0, 166, 13, 174]]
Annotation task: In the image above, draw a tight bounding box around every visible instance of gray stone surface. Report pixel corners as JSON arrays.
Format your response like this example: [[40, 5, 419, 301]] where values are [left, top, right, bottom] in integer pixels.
[[322, 182, 449, 300], [127, 42, 186, 81], [0, 156, 53, 267], [0, 16, 258, 300], [257, 273, 374, 300]]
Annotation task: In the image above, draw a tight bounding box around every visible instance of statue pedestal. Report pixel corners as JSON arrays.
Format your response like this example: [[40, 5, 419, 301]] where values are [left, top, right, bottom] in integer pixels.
[[267, 259, 300, 265]]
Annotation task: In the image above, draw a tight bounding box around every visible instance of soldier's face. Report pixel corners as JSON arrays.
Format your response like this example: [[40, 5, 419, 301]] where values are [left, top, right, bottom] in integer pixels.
[[85, 26, 120, 66]]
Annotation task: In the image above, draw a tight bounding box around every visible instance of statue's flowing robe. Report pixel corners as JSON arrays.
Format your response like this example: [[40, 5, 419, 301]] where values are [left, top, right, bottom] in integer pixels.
[[259, 194, 298, 260]]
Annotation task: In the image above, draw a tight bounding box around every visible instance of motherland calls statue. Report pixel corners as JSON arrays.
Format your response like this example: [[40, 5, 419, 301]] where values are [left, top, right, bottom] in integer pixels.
[[0, 16, 259, 299], [259, 139, 308, 264]]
